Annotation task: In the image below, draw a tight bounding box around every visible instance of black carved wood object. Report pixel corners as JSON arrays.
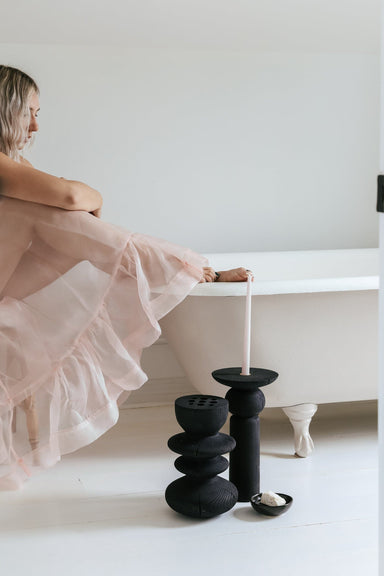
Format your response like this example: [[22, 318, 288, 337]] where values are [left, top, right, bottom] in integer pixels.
[[165, 395, 238, 519], [212, 367, 278, 502]]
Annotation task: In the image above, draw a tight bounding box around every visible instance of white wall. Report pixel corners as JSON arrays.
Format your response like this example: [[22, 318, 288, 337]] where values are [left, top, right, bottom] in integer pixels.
[[0, 44, 379, 253]]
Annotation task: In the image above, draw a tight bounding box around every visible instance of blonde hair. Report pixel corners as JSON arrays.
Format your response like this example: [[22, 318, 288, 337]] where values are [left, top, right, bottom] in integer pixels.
[[0, 65, 39, 161]]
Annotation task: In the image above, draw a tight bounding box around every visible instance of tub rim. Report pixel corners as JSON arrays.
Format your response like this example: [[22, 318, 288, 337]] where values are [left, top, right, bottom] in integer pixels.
[[191, 248, 379, 296]]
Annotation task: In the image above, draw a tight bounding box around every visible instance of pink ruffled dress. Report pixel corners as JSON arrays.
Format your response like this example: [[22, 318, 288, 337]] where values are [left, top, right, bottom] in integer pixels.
[[0, 196, 207, 489]]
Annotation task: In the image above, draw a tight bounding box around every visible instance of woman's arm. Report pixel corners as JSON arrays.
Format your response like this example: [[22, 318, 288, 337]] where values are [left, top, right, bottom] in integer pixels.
[[0, 152, 103, 213]]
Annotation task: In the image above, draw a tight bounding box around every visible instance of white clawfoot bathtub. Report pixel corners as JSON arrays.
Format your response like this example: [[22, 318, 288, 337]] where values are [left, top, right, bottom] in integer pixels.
[[160, 249, 379, 457]]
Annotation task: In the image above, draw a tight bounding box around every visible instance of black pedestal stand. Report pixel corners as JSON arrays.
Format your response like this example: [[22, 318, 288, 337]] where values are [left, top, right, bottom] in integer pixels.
[[211, 368, 278, 502], [165, 395, 238, 519]]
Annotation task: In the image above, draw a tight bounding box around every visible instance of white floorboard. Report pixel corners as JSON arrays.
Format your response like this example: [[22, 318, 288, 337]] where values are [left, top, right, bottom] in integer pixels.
[[0, 401, 378, 576]]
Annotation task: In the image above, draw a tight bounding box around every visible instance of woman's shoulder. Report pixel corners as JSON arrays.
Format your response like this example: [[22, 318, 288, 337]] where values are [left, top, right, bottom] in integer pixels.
[[0, 152, 33, 169], [0, 151, 19, 171], [19, 156, 34, 168], [0, 151, 11, 164]]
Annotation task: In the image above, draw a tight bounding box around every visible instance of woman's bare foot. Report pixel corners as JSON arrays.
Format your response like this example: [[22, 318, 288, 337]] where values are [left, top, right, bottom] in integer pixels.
[[200, 267, 252, 283]]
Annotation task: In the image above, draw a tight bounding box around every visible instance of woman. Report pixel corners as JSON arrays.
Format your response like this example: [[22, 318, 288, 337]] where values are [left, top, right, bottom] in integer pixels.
[[0, 65, 249, 490]]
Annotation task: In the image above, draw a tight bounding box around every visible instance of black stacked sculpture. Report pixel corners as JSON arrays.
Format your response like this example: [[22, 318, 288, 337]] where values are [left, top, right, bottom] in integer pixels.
[[212, 367, 278, 502], [165, 394, 238, 518]]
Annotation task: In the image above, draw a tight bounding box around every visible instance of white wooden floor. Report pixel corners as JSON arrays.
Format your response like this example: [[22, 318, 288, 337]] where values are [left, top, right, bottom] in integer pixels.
[[0, 401, 378, 576]]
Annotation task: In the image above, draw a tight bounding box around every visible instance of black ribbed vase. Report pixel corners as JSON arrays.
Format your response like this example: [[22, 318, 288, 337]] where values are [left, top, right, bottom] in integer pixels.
[[165, 395, 238, 519], [212, 368, 278, 502]]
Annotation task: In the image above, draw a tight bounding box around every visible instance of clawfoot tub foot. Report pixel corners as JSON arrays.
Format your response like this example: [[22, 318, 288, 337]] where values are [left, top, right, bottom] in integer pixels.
[[282, 403, 318, 458]]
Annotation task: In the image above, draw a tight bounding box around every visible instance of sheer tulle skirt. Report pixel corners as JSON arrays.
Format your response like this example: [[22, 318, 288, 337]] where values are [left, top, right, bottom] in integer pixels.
[[0, 197, 206, 489]]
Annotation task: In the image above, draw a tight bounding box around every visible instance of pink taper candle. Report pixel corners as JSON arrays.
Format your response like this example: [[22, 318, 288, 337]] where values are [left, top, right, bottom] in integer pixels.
[[241, 272, 252, 375]]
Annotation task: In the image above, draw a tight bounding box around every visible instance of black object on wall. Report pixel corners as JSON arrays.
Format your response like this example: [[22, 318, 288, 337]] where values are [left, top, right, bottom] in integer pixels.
[[212, 367, 278, 502], [377, 175, 384, 213], [165, 395, 238, 518]]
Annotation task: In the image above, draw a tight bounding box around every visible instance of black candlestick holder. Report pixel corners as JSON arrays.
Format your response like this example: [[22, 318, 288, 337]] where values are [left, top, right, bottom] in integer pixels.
[[211, 367, 278, 502], [165, 394, 238, 519]]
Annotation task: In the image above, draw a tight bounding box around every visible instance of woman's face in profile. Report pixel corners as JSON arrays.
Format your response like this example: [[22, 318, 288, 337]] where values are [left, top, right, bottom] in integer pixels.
[[19, 91, 40, 149]]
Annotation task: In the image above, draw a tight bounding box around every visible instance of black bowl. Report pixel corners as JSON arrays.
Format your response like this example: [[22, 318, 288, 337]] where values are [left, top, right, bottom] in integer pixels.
[[250, 493, 293, 516]]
